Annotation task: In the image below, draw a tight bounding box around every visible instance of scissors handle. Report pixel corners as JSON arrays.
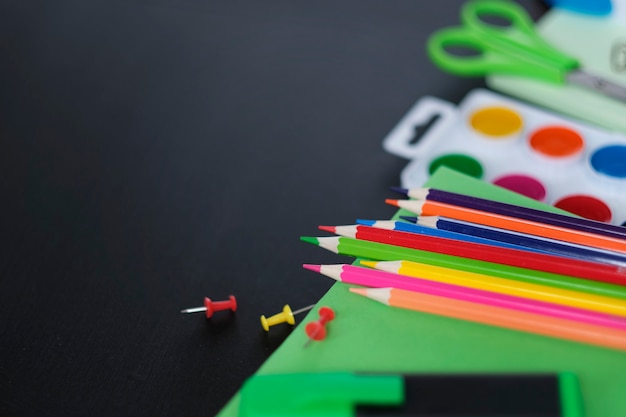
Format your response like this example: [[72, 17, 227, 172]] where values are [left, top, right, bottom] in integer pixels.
[[463, 0, 575, 67], [462, 0, 536, 37], [427, 27, 548, 78], [427, 0, 579, 83]]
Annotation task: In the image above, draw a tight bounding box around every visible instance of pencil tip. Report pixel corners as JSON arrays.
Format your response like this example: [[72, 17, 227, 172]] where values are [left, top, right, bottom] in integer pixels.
[[359, 260, 376, 268], [300, 236, 320, 245], [400, 215, 417, 223], [385, 199, 400, 207], [302, 263, 321, 273], [318, 225, 336, 234], [356, 219, 375, 226], [390, 186, 409, 196], [349, 287, 368, 296]]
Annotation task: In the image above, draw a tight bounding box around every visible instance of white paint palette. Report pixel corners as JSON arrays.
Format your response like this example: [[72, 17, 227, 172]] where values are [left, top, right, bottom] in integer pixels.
[[383, 89, 626, 226]]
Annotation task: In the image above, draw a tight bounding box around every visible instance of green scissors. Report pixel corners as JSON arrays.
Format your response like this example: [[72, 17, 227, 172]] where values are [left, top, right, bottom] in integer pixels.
[[427, 0, 626, 103]]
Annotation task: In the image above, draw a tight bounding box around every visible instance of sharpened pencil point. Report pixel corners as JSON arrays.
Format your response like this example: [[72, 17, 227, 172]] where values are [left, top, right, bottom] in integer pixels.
[[300, 236, 320, 245], [356, 219, 376, 226], [353, 259, 373, 267], [349, 287, 368, 296], [318, 225, 336, 234], [359, 260, 377, 268], [385, 199, 400, 207], [390, 186, 409, 196], [400, 215, 418, 223], [302, 264, 321, 273]]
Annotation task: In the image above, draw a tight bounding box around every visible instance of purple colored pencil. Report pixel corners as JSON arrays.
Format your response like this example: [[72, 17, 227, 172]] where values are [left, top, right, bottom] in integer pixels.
[[391, 186, 626, 240]]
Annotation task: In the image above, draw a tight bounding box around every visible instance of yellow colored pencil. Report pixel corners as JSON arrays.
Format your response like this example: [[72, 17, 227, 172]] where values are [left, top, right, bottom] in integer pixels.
[[361, 260, 626, 318]]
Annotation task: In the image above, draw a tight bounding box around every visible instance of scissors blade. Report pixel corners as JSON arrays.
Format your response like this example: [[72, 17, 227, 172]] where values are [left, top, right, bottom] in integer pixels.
[[566, 69, 626, 104]]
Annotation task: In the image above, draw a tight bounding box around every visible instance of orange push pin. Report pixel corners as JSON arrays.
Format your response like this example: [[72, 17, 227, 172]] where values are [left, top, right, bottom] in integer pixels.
[[180, 295, 237, 318], [260, 304, 314, 331], [304, 306, 335, 347]]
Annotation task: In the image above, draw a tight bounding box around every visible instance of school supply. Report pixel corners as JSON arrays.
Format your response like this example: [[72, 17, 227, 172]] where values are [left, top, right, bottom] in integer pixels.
[[356, 218, 550, 254], [301, 235, 626, 300], [216, 168, 626, 417], [351, 286, 626, 351], [212, 3, 626, 414], [382, 89, 626, 225], [360, 259, 626, 317], [239, 372, 584, 417], [547, 0, 613, 16], [370, 217, 626, 266], [319, 224, 626, 285], [398, 216, 626, 266], [260, 304, 314, 332], [180, 295, 237, 318], [487, 6, 626, 133], [303, 306, 335, 347], [393, 187, 626, 239], [387, 198, 626, 253], [305, 263, 626, 331], [426, 0, 626, 103]]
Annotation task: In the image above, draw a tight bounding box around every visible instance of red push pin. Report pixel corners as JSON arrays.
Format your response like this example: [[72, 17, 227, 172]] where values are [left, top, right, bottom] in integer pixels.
[[180, 295, 237, 318], [304, 306, 335, 347]]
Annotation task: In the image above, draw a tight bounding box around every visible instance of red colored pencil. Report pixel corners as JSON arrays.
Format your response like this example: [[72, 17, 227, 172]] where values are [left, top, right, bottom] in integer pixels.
[[319, 224, 626, 287]]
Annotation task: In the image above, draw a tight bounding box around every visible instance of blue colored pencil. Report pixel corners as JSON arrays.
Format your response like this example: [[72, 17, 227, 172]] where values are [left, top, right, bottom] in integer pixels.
[[392, 186, 626, 240], [402, 215, 626, 267], [356, 219, 549, 255]]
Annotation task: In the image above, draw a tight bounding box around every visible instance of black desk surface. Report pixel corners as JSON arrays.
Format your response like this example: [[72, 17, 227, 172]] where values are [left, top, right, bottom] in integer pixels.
[[0, 1, 547, 416]]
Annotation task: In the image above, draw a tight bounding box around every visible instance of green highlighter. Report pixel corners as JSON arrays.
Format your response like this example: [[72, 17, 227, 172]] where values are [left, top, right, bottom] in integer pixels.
[[239, 372, 584, 417]]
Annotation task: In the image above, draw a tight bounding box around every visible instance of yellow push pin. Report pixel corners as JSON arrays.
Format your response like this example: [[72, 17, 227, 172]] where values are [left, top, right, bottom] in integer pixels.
[[260, 304, 315, 331]]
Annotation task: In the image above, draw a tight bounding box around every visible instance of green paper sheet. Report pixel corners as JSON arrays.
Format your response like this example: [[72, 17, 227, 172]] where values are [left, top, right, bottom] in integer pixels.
[[217, 167, 626, 417]]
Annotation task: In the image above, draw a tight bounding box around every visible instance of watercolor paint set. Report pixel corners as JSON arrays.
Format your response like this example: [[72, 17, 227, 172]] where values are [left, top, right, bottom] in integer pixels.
[[383, 89, 626, 226]]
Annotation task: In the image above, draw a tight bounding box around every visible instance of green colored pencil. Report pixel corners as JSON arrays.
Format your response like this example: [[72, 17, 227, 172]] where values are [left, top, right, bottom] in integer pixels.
[[300, 235, 626, 301]]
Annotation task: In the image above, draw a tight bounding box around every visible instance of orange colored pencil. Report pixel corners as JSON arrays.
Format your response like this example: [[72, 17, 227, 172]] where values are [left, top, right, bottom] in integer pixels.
[[386, 199, 626, 254], [350, 287, 626, 352]]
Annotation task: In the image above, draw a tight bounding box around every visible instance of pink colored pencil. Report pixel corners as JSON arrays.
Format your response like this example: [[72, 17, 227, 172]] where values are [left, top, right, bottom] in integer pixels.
[[303, 263, 626, 332]]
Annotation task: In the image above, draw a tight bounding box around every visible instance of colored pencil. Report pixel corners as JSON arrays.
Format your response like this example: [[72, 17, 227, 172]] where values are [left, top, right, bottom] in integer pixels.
[[304, 263, 626, 331], [360, 259, 626, 317], [399, 215, 626, 267], [355, 219, 548, 255], [392, 186, 626, 240], [386, 199, 626, 254], [318, 224, 626, 287], [299, 236, 626, 300], [350, 287, 626, 352]]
